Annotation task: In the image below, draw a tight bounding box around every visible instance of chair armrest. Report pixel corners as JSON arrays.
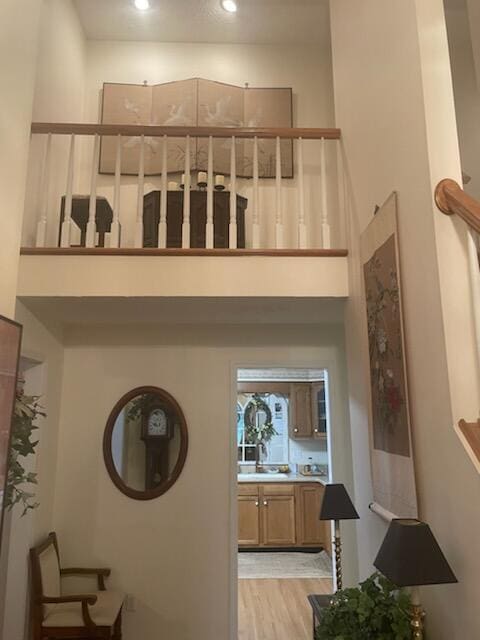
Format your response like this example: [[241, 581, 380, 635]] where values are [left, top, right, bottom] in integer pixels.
[[61, 567, 111, 590], [39, 594, 98, 628]]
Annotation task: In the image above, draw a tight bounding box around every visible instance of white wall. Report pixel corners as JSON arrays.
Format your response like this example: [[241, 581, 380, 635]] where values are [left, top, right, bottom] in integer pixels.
[[22, 0, 87, 248], [21, 39, 340, 249], [0, 0, 42, 317], [444, 0, 480, 200], [51, 322, 356, 640], [331, 1, 480, 638]]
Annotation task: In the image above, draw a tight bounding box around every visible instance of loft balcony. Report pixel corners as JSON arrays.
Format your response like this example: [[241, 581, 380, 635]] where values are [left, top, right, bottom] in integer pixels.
[[18, 122, 349, 300]]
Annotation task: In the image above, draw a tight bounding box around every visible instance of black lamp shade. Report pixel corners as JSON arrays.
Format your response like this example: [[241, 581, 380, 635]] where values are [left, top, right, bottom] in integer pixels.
[[319, 483, 360, 521], [374, 519, 458, 587]]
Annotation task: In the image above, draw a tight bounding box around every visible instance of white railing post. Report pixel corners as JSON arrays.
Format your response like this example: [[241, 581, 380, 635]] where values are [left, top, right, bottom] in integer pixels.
[[297, 137, 307, 249], [36, 133, 51, 247], [182, 135, 191, 248], [158, 135, 168, 248], [60, 134, 75, 248], [275, 136, 283, 248], [321, 137, 331, 249], [134, 135, 145, 248], [229, 136, 237, 249], [252, 136, 260, 249], [86, 134, 100, 247], [109, 134, 122, 248], [206, 136, 214, 249]]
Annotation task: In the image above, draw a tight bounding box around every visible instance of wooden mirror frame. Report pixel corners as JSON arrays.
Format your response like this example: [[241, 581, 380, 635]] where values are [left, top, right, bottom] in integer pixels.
[[103, 386, 188, 501]]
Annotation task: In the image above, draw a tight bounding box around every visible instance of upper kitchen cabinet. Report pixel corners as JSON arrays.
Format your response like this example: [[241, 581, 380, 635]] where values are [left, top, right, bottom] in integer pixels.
[[289, 383, 313, 438], [311, 381, 328, 440]]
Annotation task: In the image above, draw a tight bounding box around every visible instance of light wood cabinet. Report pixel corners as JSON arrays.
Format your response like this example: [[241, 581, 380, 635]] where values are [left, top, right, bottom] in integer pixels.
[[289, 383, 313, 438], [238, 482, 330, 553], [311, 381, 328, 439], [295, 484, 331, 553], [238, 496, 261, 546], [261, 485, 296, 546]]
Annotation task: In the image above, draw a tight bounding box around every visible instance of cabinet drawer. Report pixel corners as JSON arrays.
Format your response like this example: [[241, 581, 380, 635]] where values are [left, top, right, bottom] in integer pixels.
[[261, 483, 295, 496], [238, 484, 259, 496]]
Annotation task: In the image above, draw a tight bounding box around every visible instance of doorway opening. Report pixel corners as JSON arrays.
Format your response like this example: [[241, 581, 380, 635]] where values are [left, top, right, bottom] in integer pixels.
[[235, 367, 333, 640]]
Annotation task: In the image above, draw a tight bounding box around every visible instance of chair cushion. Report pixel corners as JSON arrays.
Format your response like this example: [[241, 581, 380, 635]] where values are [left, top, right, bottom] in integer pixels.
[[43, 590, 124, 628], [38, 544, 61, 597]]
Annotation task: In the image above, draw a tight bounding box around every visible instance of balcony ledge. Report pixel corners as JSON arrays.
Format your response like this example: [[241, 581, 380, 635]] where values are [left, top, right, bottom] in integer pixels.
[[18, 248, 349, 299]]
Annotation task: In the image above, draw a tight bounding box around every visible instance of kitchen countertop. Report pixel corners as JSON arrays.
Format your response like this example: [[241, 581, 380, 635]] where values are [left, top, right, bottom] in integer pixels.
[[237, 472, 328, 485]]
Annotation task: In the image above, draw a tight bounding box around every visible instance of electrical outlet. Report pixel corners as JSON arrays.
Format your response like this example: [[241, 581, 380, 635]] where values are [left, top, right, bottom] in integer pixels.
[[125, 594, 136, 612]]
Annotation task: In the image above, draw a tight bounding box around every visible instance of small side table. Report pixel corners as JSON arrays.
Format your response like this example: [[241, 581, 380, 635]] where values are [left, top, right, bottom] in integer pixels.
[[307, 594, 332, 639]]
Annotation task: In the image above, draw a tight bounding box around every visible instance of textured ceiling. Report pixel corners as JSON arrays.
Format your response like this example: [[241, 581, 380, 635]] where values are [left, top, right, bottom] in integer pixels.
[[73, 0, 330, 45]]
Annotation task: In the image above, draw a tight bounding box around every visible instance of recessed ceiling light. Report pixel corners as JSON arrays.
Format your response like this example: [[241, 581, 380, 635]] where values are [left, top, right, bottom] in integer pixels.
[[134, 0, 150, 10], [221, 0, 237, 13]]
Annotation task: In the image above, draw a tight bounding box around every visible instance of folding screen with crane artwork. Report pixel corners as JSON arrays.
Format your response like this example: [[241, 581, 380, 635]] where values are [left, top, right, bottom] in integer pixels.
[[99, 78, 293, 177]]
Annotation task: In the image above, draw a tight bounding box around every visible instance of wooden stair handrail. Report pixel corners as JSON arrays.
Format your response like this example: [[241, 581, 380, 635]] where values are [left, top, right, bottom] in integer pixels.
[[435, 179, 480, 233], [30, 122, 341, 140]]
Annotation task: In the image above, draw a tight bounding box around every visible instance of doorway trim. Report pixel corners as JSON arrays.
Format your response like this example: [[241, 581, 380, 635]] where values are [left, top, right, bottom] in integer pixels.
[[228, 360, 338, 640]]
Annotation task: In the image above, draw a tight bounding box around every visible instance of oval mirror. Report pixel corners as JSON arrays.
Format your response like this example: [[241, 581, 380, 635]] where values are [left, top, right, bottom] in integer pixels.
[[103, 386, 188, 500]]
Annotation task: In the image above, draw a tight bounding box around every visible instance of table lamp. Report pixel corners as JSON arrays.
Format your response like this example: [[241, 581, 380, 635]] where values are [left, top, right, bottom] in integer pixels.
[[319, 483, 359, 590], [374, 519, 457, 639]]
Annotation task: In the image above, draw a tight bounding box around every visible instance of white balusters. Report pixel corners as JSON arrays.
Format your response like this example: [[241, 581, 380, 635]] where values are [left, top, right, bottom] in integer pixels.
[[206, 136, 214, 249], [297, 137, 307, 249], [36, 133, 51, 247], [182, 135, 191, 248], [229, 136, 237, 249], [252, 136, 260, 249], [109, 134, 122, 248], [321, 137, 331, 249], [275, 136, 283, 249], [158, 135, 168, 248], [60, 134, 75, 248], [134, 135, 145, 248], [86, 134, 100, 248]]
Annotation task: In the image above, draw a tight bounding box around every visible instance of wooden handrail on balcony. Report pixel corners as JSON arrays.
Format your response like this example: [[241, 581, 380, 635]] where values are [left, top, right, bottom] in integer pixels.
[[435, 178, 480, 233], [30, 122, 341, 140]]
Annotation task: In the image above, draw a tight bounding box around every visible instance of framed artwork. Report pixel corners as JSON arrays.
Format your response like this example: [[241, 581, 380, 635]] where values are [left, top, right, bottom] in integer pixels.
[[99, 78, 293, 178], [361, 193, 418, 518], [0, 315, 22, 547]]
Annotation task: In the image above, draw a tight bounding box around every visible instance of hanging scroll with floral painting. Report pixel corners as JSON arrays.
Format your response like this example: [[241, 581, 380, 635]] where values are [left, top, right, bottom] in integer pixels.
[[361, 193, 418, 519]]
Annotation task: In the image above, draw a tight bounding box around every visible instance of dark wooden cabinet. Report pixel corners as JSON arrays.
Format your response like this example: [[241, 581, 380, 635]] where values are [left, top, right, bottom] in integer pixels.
[[58, 195, 113, 247], [143, 190, 247, 248]]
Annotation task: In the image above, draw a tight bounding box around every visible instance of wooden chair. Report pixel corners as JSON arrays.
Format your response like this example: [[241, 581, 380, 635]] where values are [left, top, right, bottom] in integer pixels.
[[30, 532, 124, 639]]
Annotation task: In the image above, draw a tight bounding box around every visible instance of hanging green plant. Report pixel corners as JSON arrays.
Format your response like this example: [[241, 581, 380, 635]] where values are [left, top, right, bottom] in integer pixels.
[[244, 394, 277, 455], [315, 573, 412, 640], [4, 386, 44, 516]]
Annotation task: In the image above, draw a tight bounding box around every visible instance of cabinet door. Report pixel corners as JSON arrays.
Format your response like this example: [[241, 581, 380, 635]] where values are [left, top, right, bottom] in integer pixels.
[[289, 383, 313, 438], [311, 382, 328, 439], [238, 496, 260, 547], [261, 495, 296, 546], [295, 484, 326, 547]]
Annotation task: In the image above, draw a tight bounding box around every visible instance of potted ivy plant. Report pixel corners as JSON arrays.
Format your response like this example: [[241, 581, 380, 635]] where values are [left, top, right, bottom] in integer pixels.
[[315, 573, 412, 640], [4, 386, 44, 516]]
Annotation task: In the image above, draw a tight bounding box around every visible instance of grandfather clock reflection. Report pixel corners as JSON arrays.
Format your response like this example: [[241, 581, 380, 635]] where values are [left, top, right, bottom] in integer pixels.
[[141, 403, 174, 490]]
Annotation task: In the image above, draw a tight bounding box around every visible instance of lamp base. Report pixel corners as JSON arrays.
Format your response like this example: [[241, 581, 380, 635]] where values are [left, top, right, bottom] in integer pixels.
[[333, 520, 342, 591], [411, 603, 425, 640]]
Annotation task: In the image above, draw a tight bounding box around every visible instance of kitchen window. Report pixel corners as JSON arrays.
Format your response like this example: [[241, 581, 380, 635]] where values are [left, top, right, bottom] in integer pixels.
[[237, 392, 289, 464]]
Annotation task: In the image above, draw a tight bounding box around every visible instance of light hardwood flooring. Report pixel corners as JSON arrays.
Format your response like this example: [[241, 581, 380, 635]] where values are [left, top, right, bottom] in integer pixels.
[[238, 578, 333, 640]]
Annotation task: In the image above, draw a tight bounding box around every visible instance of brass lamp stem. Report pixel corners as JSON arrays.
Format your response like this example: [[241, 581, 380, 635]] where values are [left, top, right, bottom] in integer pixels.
[[333, 519, 342, 591], [410, 588, 425, 640]]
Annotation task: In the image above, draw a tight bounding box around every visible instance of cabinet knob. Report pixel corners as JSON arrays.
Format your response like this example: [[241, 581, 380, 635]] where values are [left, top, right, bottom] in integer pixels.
[[263, 501, 268, 506], [294, 428, 299, 434], [314, 429, 319, 433], [255, 501, 259, 507]]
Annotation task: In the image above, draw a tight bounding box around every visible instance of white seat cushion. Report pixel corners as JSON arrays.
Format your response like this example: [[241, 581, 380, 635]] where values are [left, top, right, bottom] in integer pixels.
[[43, 590, 124, 628]]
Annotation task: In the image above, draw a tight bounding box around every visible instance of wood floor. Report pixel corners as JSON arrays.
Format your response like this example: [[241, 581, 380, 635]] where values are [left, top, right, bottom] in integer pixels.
[[238, 578, 333, 640]]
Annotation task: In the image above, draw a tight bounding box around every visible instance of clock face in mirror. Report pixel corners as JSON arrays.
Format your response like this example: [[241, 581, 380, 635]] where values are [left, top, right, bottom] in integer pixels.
[[103, 387, 188, 500], [148, 408, 168, 437]]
